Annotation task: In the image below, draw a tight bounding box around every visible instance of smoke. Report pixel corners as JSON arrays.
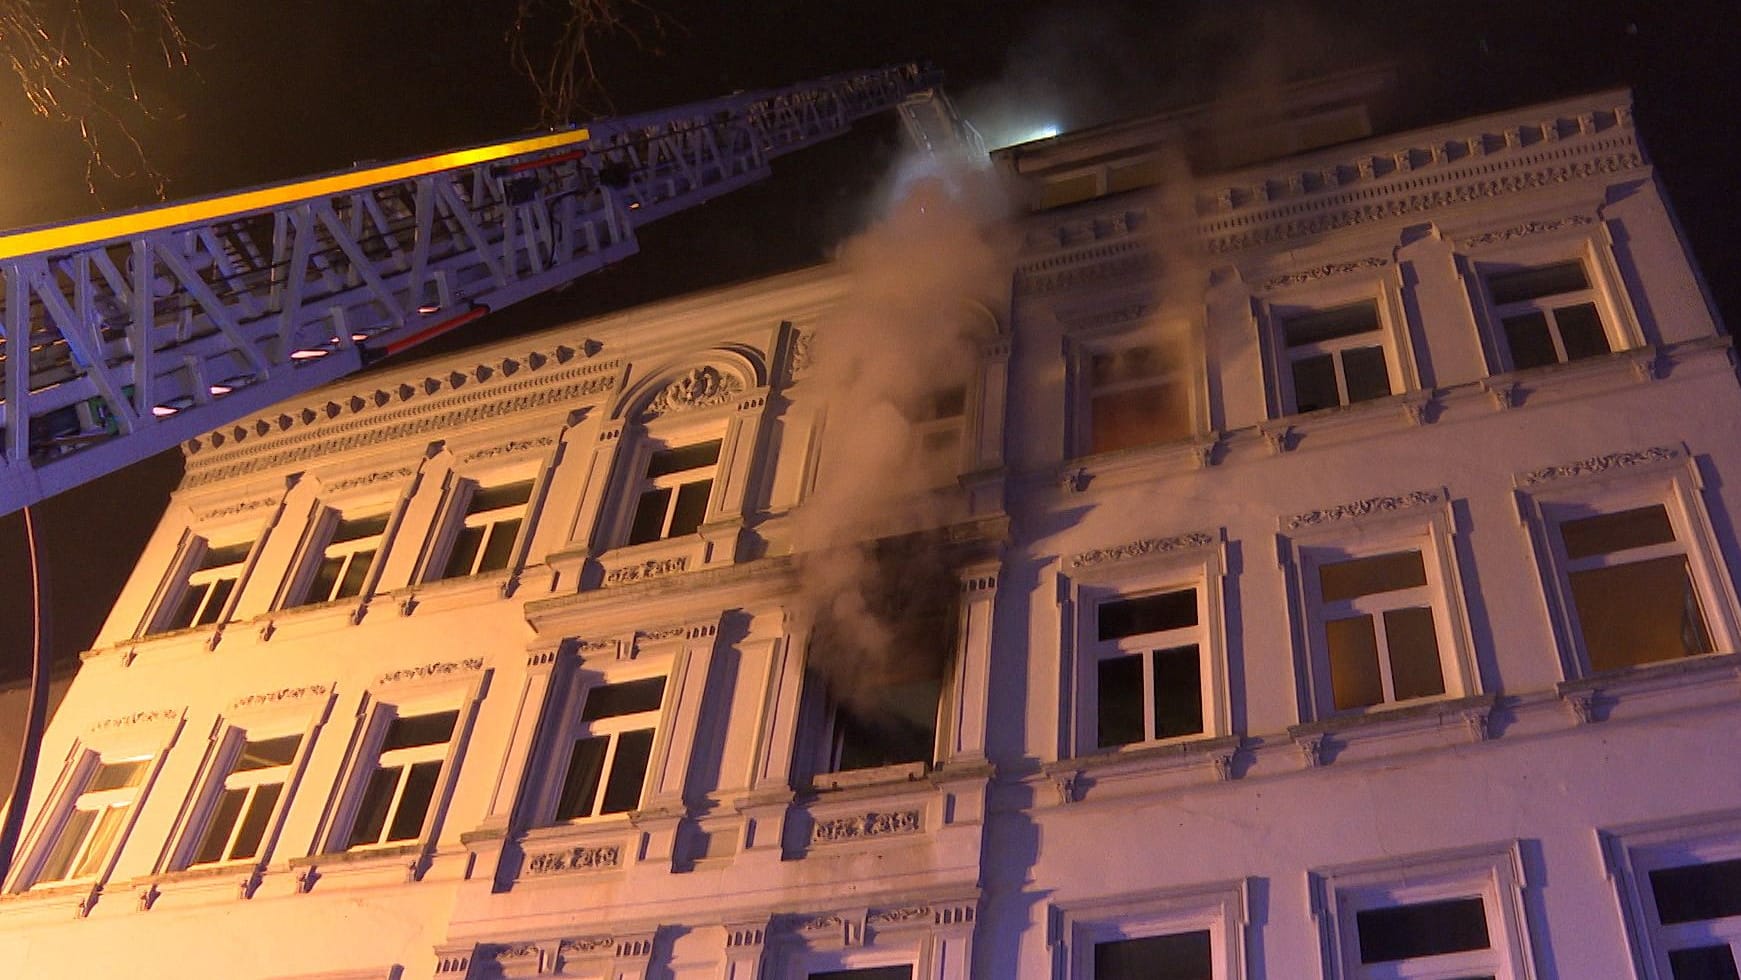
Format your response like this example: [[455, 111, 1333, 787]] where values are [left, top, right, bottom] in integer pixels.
[[793, 149, 1013, 718]]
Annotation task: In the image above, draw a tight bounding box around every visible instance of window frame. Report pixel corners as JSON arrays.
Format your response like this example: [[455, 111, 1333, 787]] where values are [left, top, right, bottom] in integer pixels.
[[325, 682, 483, 855], [1066, 320, 1205, 459], [1465, 232, 1645, 376], [616, 429, 727, 548], [1257, 272, 1417, 421], [427, 471, 537, 582], [146, 531, 258, 636], [170, 712, 322, 872], [546, 670, 671, 823], [1602, 809, 1741, 979], [286, 504, 392, 608], [1052, 879, 1248, 980]]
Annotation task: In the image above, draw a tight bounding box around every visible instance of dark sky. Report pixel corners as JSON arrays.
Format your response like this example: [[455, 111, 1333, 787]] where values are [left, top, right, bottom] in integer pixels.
[[0, 0, 1736, 679]]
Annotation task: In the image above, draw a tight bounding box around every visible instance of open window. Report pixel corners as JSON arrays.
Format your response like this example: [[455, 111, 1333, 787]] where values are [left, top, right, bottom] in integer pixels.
[[151, 537, 253, 633], [434, 477, 533, 580], [292, 510, 388, 607]]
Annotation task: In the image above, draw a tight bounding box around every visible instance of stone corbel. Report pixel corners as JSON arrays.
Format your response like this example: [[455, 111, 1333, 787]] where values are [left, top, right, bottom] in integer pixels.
[[1295, 733, 1327, 769], [1481, 379, 1518, 410]]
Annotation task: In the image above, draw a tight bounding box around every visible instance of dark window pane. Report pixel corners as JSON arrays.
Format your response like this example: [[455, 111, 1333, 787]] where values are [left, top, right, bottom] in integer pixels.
[[628, 487, 671, 544], [1561, 505, 1676, 560], [1504, 312, 1559, 369], [477, 517, 521, 572], [347, 766, 399, 847], [669, 480, 712, 537], [580, 678, 667, 721], [1670, 945, 1741, 980], [469, 480, 533, 514], [1094, 930, 1214, 980], [331, 514, 388, 543], [386, 761, 440, 841], [1285, 302, 1380, 347], [1572, 556, 1711, 672], [1652, 859, 1741, 924], [1091, 383, 1191, 453], [236, 735, 301, 771], [164, 581, 210, 631], [1291, 353, 1340, 413], [1357, 896, 1490, 963], [1153, 645, 1204, 739], [833, 675, 941, 771], [383, 710, 458, 751], [600, 729, 654, 814], [193, 788, 246, 865], [90, 759, 147, 791], [200, 541, 253, 569], [39, 808, 96, 881], [305, 555, 344, 604], [1319, 551, 1428, 602], [230, 783, 281, 860], [1342, 345, 1393, 403], [1556, 303, 1610, 361], [335, 549, 374, 599], [1328, 615, 1384, 710], [646, 440, 721, 478], [1488, 261, 1589, 304], [1098, 654, 1146, 747], [554, 735, 609, 820], [1384, 607, 1446, 701], [809, 968, 913, 980], [441, 524, 486, 579], [195, 577, 235, 626], [1099, 590, 1198, 640]]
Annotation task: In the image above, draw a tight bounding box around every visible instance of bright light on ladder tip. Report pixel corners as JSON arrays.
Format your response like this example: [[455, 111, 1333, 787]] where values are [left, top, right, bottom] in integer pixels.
[[152, 396, 195, 417], [290, 347, 331, 360]]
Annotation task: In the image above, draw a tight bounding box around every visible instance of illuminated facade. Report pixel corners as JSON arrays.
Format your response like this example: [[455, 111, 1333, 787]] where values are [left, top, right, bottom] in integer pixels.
[[3, 76, 1739, 979]]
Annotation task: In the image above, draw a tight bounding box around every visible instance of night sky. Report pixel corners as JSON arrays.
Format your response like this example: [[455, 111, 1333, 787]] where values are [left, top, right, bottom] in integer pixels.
[[0, 0, 1736, 680]]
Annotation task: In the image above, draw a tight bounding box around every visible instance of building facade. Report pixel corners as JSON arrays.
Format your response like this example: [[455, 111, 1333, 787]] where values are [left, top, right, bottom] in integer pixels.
[[2, 76, 1738, 979]]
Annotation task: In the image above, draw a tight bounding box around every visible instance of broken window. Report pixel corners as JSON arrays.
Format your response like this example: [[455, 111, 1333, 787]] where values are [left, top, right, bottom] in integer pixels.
[[437, 478, 533, 579], [296, 511, 388, 606], [187, 733, 301, 866], [1313, 549, 1450, 712], [552, 676, 666, 820], [1280, 300, 1393, 414], [1092, 588, 1207, 748], [626, 440, 720, 545], [1085, 341, 1192, 455], [1488, 260, 1612, 370], [1556, 503, 1713, 673], [344, 708, 457, 849], [30, 757, 149, 886], [155, 538, 253, 633]]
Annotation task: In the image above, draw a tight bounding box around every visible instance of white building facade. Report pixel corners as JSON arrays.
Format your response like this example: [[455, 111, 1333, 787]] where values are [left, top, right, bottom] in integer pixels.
[[2, 78, 1738, 979]]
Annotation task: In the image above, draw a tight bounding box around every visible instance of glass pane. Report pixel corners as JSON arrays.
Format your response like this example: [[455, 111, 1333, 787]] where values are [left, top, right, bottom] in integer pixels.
[[809, 968, 913, 980], [230, 782, 281, 860], [1572, 556, 1711, 672], [469, 480, 533, 514], [1327, 615, 1384, 710], [347, 766, 399, 848], [1097, 654, 1146, 747], [164, 581, 210, 631], [1488, 261, 1589, 304], [236, 734, 302, 771], [335, 549, 374, 599], [383, 710, 459, 751], [1384, 607, 1446, 701], [38, 808, 96, 882], [476, 517, 521, 572], [554, 736, 609, 820], [669, 479, 712, 537], [628, 487, 671, 545], [1094, 930, 1214, 980], [193, 788, 247, 864], [1561, 505, 1676, 560], [1319, 551, 1428, 602], [1652, 859, 1741, 924], [833, 675, 941, 771], [1341, 345, 1393, 403], [646, 440, 721, 478], [1090, 383, 1190, 454], [441, 524, 486, 579], [386, 761, 440, 841], [331, 514, 388, 543], [1556, 303, 1610, 361], [1284, 301, 1380, 346], [1504, 312, 1558, 369], [1291, 353, 1340, 413], [1153, 645, 1204, 739], [1357, 896, 1491, 963], [1099, 589, 1197, 640], [73, 805, 129, 878], [90, 759, 148, 791], [600, 729, 654, 814], [195, 577, 235, 627], [199, 541, 254, 570], [580, 677, 667, 721], [306, 555, 344, 604], [1669, 945, 1741, 980]]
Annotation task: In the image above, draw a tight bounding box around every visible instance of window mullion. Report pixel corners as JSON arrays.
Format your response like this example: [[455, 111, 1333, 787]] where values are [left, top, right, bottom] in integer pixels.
[[594, 734, 623, 817]]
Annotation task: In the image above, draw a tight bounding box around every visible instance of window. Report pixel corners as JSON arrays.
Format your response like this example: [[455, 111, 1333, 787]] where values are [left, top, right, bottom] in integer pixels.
[[1084, 342, 1192, 455], [815, 663, 942, 775], [1488, 260, 1611, 370], [626, 440, 719, 545], [1346, 895, 1499, 977], [297, 511, 388, 606], [154, 538, 252, 633], [437, 478, 533, 580], [1093, 931, 1213, 979], [30, 757, 149, 886], [910, 384, 968, 485], [1306, 546, 1468, 713], [552, 676, 665, 821], [344, 709, 458, 849], [810, 968, 913, 980], [1057, 881, 1247, 980], [187, 734, 301, 866], [1606, 817, 1741, 979], [1091, 589, 1210, 748], [1553, 503, 1713, 673], [1280, 301, 1393, 413]]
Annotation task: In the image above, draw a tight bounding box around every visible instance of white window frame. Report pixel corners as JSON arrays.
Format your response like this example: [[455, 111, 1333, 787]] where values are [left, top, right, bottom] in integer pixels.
[[619, 429, 725, 547], [1312, 843, 1536, 980], [1052, 880, 1247, 980], [1257, 272, 1416, 421], [174, 723, 316, 870], [1602, 809, 1741, 979], [328, 695, 473, 854], [1514, 447, 1741, 682], [149, 534, 255, 634], [546, 670, 670, 823], [1067, 322, 1203, 458], [22, 755, 152, 888], [290, 505, 390, 608], [430, 473, 536, 581], [1466, 231, 1644, 376]]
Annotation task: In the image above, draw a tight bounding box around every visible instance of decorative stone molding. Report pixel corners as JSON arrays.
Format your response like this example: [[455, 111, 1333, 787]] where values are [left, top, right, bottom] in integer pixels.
[[1070, 531, 1216, 570], [90, 708, 179, 732], [810, 809, 922, 844], [194, 495, 279, 521], [561, 937, 619, 954], [1052, 769, 1083, 805], [373, 657, 484, 687], [229, 684, 330, 711], [638, 625, 686, 643], [789, 327, 815, 378], [1259, 256, 1389, 291], [867, 906, 933, 925], [1482, 378, 1519, 410], [1517, 445, 1683, 487], [643, 366, 745, 418], [1283, 489, 1444, 530], [725, 924, 767, 949], [1563, 691, 1598, 725], [1016, 244, 1152, 297], [523, 843, 622, 876], [1296, 733, 1327, 769], [324, 466, 416, 494], [1058, 302, 1152, 332], [460, 435, 555, 463], [1460, 213, 1597, 248], [604, 556, 689, 586]]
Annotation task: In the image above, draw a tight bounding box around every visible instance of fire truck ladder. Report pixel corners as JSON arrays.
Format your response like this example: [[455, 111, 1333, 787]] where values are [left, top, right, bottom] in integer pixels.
[[0, 64, 957, 515]]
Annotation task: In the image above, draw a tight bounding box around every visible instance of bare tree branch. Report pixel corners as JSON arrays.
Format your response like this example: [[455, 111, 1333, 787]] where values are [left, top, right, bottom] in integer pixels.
[[506, 0, 669, 125]]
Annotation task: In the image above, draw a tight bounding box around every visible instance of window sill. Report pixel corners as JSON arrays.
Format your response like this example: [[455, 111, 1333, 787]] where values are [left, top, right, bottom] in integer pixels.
[[588, 519, 744, 590], [1557, 650, 1741, 724], [255, 595, 365, 641], [1044, 734, 1242, 804], [0, 878, 103, 921], [1288, 693, 1497, 768], [808, 760, 929, 793], [387, 568, 513, 617], [1059, 435, 1217, 494]]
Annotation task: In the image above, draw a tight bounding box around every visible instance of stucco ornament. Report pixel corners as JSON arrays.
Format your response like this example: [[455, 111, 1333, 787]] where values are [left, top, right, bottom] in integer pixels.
[[644, 366, 743, 418]]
